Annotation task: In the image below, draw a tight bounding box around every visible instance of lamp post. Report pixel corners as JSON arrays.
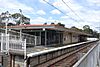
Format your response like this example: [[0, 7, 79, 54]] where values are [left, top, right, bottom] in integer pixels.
[[19, 9, 27, 67], [4, 11, 10, 54], [3, 11, 10, 35], [19, 9, 22, 40]]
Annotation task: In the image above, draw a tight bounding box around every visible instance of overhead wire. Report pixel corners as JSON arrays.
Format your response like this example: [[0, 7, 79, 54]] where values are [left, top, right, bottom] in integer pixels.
[[62, 0, 96, 27], [43, 0, 80, 23], [65, 0, 100, 32], [43, 0, 98, 30], [44, 0, 96, 29], [62, 0, 86, 23]]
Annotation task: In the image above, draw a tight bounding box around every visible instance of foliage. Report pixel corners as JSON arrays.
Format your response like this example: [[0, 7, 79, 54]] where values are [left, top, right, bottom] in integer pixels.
[[71, 26, 83, 32], [0, 11, 30, 26], [11, 13, 30, 25], [83, 25, 90, 29], [83, 25, 93, 34], [83, 25, 99, 38], [51, 22, 55, 24], [44, 22, 47, 25], [57, 22, 65, 27], [0, 11, 11, 26], [71, 25, 99, 38], [7, 23, 15, 26], [92, 30, 99, 38]]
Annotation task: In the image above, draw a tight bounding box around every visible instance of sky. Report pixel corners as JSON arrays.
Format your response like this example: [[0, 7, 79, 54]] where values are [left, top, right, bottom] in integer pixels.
[[0, 0, 100, 32]]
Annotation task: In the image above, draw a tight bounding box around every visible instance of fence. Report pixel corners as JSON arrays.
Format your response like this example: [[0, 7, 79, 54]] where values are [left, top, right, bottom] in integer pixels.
[[0, 33, 26, 54], [0, 28, 41, 46], [0, 33, 27, 67], [73, 41, 100, 67]]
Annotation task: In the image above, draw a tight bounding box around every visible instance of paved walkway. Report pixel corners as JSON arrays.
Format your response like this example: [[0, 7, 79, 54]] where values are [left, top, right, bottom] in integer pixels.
[[27, 46, 55, 54]]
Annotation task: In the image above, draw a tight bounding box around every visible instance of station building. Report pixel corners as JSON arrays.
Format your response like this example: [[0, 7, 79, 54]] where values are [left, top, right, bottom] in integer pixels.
[[7, 24, 91, 46], [0, 24, 92, 67]]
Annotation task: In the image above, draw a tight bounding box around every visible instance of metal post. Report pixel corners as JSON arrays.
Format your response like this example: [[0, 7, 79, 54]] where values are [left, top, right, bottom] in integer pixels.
[[40, 31, 41, 45], [99, 32, 100, 40], [19, 9, 22, 40], [24, 39, 26, 67], [12, 55, 15, 67], [1, 33, 3, 52], [7, 34, 9, 55], [35, 36, 37, 46], [59, 32, 60, 44], [45, 31, 47, 46], [5, 11, 9, 54], [5, 22, 7, 35], [5, 11, 9, 35], [20, 29, 22, 40]]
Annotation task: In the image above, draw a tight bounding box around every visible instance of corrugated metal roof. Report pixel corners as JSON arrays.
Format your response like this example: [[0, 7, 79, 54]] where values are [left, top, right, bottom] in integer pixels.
[[0, 24, 92, 36]]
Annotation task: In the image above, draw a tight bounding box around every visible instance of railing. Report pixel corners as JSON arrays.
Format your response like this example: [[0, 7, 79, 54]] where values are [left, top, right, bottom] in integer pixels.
[[10, 34, 41, 46], [9, 39, 26, 51], [1, 34, 9, 52], [0, 33, 26, 53], [0, 28, 41, 46], [0, 33, 27, 67], [73, 41, 100, 67]]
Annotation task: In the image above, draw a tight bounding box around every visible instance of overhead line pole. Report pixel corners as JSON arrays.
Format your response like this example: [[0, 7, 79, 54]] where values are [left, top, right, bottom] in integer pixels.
[[19, 9, 22, 40]]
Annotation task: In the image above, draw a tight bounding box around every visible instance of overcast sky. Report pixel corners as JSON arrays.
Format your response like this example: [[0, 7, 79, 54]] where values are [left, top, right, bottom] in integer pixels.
[[0, 0, 100, 32]]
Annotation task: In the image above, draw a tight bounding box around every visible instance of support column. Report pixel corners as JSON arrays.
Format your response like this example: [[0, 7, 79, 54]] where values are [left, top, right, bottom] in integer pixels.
[[45, 31, 47, 46], [12, 55, 15, 67], [58, 32, 60, 44], [40, 31, 41, 45], [27, 58, 29, 67], [35, 32, 36, 36], [62, 32, 63, 44], [35, 36, 37, 46], [1, 55, 3, 66], [49, 31, 52, 44], [10, 54, 12, 67], [70, 33, 72, 43]]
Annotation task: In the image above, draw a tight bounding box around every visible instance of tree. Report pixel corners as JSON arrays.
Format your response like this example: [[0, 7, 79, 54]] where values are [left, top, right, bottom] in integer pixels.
[[0, 14, 5, 26], [7, 23, 15, 26], [11, 13, 30, 25], [83, 25, 100, 38], [51, 22, 55, 25], [0, 11, 30, 26], [71, 26, 83, 32], [0, 11, 20, 27], [92, 30, 99, 38], [0, 11, 13, 26], [83, 25, 93, 34], [83, 25, 90, 29], [44, 22, 47, 25], [57, 22, 65, 27]]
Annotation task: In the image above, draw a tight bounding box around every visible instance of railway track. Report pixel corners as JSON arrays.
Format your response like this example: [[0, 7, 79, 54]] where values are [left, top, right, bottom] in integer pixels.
[[48, 42, 96, 67], [34, 41, 98, 67]]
